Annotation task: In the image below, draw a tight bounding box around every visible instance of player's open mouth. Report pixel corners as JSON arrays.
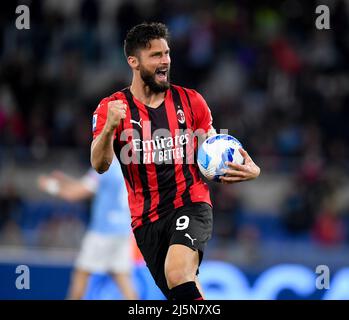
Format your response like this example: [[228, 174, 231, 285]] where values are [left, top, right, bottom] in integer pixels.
[[155, 69, 168, 81]]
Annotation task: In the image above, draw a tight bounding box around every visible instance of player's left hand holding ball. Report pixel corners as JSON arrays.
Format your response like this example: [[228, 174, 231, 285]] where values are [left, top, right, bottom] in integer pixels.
[[220, 148, 260, 184]]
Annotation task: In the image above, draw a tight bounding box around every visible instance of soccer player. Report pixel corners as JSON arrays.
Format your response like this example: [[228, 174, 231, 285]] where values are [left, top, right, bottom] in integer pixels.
[[90, 22, 260, 300], [37, 158, 138, 300]]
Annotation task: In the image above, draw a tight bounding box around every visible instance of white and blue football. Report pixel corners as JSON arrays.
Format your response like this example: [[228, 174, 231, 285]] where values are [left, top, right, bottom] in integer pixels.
[[197, 134, 244, 182]]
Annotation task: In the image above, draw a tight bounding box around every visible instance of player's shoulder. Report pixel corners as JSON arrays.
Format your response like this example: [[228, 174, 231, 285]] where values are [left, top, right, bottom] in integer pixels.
[[101, 89, 128, 104], [171, 84, 204, 101], [171, 84, 197, 95], [109, 88, 129, 101], [95, 88, 128, 112]]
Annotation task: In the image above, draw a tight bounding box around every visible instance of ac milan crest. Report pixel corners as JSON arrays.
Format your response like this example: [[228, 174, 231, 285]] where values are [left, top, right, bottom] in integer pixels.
[[177, 109, 185, 124]]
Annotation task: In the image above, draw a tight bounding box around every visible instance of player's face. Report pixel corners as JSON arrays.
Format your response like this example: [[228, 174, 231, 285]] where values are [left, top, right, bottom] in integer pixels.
[[138, 38, 171, 93]]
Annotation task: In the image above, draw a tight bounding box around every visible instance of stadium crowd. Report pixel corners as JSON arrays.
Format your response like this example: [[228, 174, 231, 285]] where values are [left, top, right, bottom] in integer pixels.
[[0, 0, 349, 256]]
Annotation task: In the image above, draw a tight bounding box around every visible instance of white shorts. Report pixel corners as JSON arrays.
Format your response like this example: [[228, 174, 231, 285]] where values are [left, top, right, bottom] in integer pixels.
[[75, 231, 132, 274]]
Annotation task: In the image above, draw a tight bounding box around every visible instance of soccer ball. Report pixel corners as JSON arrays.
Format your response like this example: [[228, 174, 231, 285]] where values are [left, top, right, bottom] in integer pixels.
[[197, 134, 244, 182]]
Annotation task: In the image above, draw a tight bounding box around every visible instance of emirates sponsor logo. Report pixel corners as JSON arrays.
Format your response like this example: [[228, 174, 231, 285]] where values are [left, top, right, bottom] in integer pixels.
[[118, 124, 228, 165], [132, 133, 190, 164], [132, 133, 189, 153]]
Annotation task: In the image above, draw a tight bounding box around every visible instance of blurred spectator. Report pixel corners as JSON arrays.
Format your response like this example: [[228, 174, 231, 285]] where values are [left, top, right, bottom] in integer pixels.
[[0, 183, 23, 246], [0, 0, 348, 250], [312, 207, 346, 246], [115, 1, 144, 47], [281, 155, 324, 234], [211, 183, 243, 241]]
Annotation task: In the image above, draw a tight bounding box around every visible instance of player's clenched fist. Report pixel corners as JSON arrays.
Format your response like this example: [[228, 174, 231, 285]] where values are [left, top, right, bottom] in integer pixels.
[[106, 100, 127, 129]]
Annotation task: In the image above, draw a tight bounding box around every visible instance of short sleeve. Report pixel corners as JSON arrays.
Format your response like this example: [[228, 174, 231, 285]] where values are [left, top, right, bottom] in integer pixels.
[[92, 97, 116, 140], [187, 89, 214, 133]]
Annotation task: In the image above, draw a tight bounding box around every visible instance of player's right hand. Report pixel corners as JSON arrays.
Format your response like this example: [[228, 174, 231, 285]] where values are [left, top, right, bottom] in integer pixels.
[[106, 100, 127, 129]]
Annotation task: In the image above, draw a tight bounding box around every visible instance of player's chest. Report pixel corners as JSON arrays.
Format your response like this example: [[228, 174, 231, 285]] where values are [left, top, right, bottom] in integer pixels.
[[123, 102, 193, 138]]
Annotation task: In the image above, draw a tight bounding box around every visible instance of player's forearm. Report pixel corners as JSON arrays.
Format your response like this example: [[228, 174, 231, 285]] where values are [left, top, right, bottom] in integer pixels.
[[40, 176, 93, 201], [90, 124, 115, 173], [58, 184, 94, 201]]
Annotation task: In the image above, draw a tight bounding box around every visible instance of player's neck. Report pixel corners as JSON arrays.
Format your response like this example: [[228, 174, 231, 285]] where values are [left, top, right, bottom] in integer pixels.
[[130, 80, 166, 109]]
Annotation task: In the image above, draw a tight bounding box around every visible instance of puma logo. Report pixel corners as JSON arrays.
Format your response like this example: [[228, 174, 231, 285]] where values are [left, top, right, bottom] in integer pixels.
[[185, 233, 197, 246], [130, 118, 142, 128]]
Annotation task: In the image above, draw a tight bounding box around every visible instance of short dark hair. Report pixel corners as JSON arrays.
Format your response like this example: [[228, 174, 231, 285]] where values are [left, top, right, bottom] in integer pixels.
[[124, 22, 170, 57]]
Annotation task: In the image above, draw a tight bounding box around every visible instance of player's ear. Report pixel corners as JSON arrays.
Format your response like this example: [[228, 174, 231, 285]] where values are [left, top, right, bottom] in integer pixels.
[[127, 55, 140, 70]]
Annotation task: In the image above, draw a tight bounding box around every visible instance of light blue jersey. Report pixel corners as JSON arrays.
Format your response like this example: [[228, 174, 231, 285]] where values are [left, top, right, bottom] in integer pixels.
[[83, 159, 131, 235]]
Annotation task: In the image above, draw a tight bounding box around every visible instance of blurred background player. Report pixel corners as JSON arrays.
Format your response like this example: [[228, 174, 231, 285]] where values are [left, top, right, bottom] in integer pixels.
[[37, 158, 138, 300]]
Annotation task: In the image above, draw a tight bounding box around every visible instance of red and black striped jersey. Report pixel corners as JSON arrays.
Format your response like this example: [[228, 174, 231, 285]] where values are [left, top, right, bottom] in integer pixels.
[[92, 85, 213, 230]]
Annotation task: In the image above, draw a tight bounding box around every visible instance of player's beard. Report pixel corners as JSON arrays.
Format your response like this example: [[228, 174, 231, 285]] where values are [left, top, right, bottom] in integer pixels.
[[140, 65, 170, 93]]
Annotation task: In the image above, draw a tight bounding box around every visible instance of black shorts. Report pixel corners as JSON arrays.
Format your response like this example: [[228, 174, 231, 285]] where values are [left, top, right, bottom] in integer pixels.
[[133, 202, 213, 298]]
